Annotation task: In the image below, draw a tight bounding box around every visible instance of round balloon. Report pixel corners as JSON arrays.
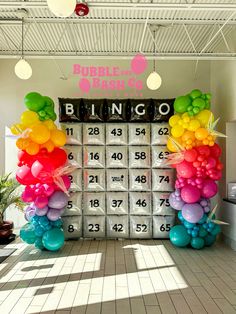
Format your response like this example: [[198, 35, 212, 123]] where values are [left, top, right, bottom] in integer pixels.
[[48, 191, 68, 209], [191, 237, 205, 249], [42, 227, 64, 251], [182, 203, 204, 223], [20, 223, 36, 244], [181, 185, 201, 203], [169, 225, 191, 247], [24, 92, 45, 112]]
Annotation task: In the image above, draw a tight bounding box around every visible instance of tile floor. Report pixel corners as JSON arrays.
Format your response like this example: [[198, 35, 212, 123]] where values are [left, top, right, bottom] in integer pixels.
[[0, 238, 236, 314]]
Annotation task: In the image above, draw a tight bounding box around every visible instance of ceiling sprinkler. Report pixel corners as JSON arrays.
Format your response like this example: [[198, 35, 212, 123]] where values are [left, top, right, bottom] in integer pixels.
[[75, 2, 89, 16]]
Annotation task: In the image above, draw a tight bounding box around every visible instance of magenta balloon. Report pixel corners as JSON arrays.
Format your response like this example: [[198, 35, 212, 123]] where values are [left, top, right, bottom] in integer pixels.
[[43, 184, 55, 197], [176, 160, 196, 179], [48, 191, 68, 209], [47, 208, 63, 221], [182, 203, 204, 223], [35, 205, 49, 216], [201, 179, 218, 198], [169, 192, 185, 210], [21, 188, 34, 202], [181, 185, 201, 203], [34, 195, 48, 209]]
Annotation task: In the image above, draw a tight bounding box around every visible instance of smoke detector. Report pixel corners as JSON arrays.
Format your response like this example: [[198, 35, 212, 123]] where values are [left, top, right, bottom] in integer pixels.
[[15, 8, 29, 19]]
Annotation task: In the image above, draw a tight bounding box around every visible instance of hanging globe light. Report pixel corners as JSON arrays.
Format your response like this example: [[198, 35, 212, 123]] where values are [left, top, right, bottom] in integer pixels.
[[47, 0, 76, 17], [15, 58, 32, 80], [146, 71, 162, 90]]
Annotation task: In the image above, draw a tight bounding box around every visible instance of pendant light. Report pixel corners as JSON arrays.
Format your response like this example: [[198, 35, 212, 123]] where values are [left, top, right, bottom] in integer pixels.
[[15, 18, 32, 80], [146, 29, 162, 90], [47, 0, 76, 18]]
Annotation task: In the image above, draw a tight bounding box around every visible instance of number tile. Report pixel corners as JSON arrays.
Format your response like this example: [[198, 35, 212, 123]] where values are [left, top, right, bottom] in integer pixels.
[[106, 146, 128, 168], [152, 146, 170, 168], [130, 216, 152, 238], [129, 192, 152, 215], [129, 146, 151, 168], [129, 169, 151, 191], [106, 192, 129, 215], [83, 146, 105, 168], [83, 169, 106, 191], [152, 215, 175, 238], [106, 124, 128, 145], [83, 192, 106, 215], [129, 123, 151, 145], [62, 216, 82, 239], [83, 216, 105, 238], [107, 215, 129, 238], [61, 123, 82, 145], [107, 169, 129, 191], [151, 123, 170, 145], [83, 123, 105, 145], [62, 192, 82, 216]]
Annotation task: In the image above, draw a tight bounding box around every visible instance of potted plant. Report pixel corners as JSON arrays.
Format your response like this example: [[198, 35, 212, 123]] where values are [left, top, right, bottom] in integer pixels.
[[0, 173, 24, 244]]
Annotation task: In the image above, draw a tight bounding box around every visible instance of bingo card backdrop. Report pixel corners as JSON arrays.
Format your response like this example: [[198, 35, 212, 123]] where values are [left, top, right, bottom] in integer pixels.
[[59, 98, 176, 240]]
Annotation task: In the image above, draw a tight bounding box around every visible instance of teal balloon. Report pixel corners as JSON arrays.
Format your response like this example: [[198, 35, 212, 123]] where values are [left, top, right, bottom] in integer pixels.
[[170, 225, 191, 247], [199, 226, 208, 238], [204, 234, 216, 246], [184, 221, 195, 229], [174, 95, 192, 113], [42, 228, 64, 251], [191, 237, 204, 249], [20, 223, 36, 244], [211, 224, 221, 236], [35, 237, 45, 250], [24, 92, 45, 112], [190, 89, 202, 99], [198, 214, 207, 224]]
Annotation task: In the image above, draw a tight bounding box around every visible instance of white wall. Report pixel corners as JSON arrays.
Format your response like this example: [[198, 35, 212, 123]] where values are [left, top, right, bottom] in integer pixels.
[[0, 58, 211, 174], [211, 60, 236, 198]]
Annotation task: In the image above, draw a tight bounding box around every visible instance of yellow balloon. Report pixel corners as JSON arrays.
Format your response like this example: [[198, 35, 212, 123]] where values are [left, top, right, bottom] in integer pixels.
[[21, 111, 39, 127], [167, 138, 178, 153], [196, 110, 214, 127], [188, 119, 200, 132], [171, 125, 184, 138], [29, 123, 51, 144], [169, 115, 180, 127], [43, 119, 56, 131], [11, 123, 25, 135], [50, 129, 66, 147]]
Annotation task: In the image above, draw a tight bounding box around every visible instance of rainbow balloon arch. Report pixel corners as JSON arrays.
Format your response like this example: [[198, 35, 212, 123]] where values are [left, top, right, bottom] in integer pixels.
[[168, 89, 225, 249], [11, 92, 73, 251], [11, 90, 224, 251]]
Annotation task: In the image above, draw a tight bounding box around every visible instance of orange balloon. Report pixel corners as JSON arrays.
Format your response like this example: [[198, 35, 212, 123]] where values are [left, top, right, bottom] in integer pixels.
[[195, 128, 209, 141], [41, 140, 55, 153], [29, 124, 51, 144], [182, 130, 195, 142], [50, 129, 66, 147], [26, 142, 40, 155]]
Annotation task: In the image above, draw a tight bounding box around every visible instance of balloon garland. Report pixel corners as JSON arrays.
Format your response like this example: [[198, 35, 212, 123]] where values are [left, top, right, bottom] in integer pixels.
[[168, 89, 225, 249], [11, 92, 72, 251]]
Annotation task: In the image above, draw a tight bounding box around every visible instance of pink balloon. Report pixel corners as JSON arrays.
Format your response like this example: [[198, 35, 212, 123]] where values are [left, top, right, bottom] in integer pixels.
[[43, 184, 55, 197], [79, 78, 90, 93], [54, 175, 71, 192], [31, 159, 54, 183], [16, 165, 37, 185], [34, 195, 48, 209], [176, 160, 196, 179], [131, 53, 147, 74], [181, 185, 201, 204], [201, 179, 218, 198], [21, 186, 35, 202]]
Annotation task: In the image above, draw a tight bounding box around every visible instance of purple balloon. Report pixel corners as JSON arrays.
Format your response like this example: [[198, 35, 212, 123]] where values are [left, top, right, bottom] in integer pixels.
[[169, 192, 185, 211], [35, 205, 49, 216], [24, 205, 36, 221], [48, 191, 68, 209], [182, 203, 204, 223], [47, 208, 63, 221]]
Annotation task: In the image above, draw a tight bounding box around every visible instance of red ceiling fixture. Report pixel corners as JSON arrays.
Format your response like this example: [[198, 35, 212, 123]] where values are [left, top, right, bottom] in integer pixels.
[[75, 2, 89, 16]]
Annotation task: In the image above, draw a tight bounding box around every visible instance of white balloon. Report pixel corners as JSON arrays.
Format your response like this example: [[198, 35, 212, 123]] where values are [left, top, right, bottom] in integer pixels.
[[146, 71, 162, 90], [47, 0, 76, 17], [14, 59, 32, 80]]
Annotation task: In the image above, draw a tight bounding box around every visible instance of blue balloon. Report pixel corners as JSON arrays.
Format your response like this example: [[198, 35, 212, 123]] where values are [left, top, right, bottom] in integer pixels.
[[42, 228, 64, 251], [204, 234, 216, 246], [191, 237, 205, 249], [20, 223, 36, 244], [170, 225, 191, 247]]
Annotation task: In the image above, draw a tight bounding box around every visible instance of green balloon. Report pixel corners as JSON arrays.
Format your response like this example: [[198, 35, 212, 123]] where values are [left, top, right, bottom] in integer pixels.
[[205, 93, 212, 100], [204, 234, 216, 246], [170, 225, 191, 247], [45, 106, 55, 115], [42, 228, 64, 251], [43, 96, 54, 108], [191, 237, 204, 249], [174, 95, 192, 113], [51, 112, 57, 121], [190, 89, 202, 99], [24, 92, 45, 112], [38, 110, 46, 117], [192, 98, 206, 110], [193, 107, 200, 114], [20, 223, 36, 245]]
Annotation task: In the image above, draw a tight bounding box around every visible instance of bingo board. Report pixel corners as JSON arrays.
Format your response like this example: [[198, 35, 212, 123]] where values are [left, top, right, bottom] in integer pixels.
[[59, 98, 176, 239]]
